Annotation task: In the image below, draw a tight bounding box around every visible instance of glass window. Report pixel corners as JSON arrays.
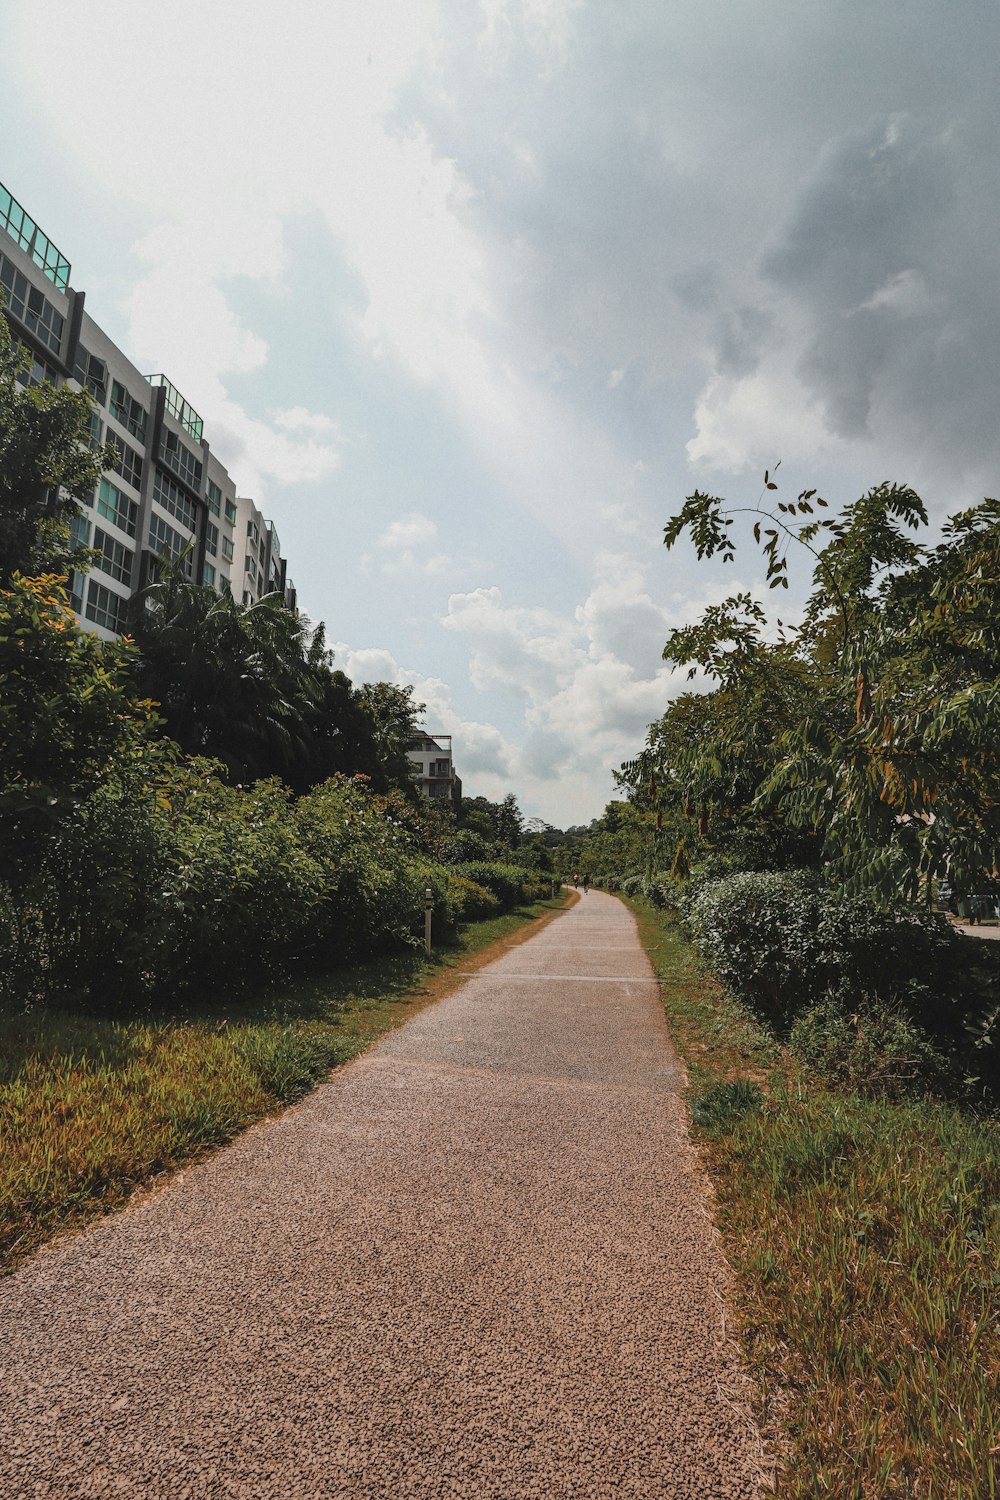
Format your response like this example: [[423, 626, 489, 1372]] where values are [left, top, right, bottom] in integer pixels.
[[69, 513, 91, 552], [221, 535, 234, 562], [84, 579, 126, 634], [92, 526, 133, 586], [148, 512, 193, 576], [97, 477, 138, 538], [0, 253, 64, 352], [205, 521, 219, 558], [152, 467, 197, 532], [206, 479, 222, 517], [86, 410, 104, 450], [109, 380, 148, 444], [224, 499, 237, 525], [201, 561, 216, 587], [11, 338, 59, 388], [158, 429, 202, 492], [72, 345, 107, 405], [108, 432, 143, 491]]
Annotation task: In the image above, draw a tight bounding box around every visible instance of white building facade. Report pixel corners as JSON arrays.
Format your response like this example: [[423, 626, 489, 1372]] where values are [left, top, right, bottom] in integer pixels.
[[408, 734, 462, 803], [1, 179, 294, 638]]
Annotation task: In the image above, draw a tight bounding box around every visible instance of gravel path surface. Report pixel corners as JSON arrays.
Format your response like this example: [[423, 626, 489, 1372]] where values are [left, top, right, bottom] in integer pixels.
[[0, 891, 763, 1498]]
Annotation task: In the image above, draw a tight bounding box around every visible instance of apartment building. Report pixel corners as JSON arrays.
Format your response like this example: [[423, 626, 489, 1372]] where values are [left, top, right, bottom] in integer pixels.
[[0, 179, 294, 638], [408, 733, 462, 804], [234, 495, 296, 609]]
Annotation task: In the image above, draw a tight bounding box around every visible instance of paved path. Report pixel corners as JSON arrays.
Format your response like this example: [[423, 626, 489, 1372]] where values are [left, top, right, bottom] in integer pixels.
[[0, 892, 762, 1499]]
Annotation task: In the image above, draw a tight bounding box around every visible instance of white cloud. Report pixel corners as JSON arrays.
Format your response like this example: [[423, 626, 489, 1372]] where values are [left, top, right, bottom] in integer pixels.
[[378, 512, 439, 549]]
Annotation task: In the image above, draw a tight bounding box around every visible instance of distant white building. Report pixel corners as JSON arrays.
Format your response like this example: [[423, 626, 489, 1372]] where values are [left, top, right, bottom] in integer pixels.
[[408, 733, 462, 803]]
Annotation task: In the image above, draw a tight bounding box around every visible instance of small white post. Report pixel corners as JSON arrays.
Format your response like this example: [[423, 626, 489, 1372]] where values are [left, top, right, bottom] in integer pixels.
[[424, 887, 433, 955]]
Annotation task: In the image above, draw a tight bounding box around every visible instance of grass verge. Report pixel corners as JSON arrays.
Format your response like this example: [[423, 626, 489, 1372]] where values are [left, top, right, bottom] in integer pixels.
[[628, 897, 1000, 1500], [0, 895, 571, 1277]]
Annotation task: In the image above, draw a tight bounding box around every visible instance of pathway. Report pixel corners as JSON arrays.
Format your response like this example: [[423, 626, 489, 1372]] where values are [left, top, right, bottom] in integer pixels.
[[0, 892, 763, 1498]]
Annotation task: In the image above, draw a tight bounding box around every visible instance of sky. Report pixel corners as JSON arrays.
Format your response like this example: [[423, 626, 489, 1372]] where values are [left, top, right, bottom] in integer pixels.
[[3, 1, 999, 826]]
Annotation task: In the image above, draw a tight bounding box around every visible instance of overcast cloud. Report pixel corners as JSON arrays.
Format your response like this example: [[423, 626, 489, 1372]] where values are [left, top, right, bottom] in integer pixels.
[[3, 0, 998, 823]]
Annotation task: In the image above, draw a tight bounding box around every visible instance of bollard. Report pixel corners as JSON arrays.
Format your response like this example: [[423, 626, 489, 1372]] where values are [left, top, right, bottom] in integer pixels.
[[424, 886, 433, 955]]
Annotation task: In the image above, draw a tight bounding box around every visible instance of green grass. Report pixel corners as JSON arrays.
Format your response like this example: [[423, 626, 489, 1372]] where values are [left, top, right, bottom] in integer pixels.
[[0, 897, 567, 1275], [628, 898, 1000, 1500]]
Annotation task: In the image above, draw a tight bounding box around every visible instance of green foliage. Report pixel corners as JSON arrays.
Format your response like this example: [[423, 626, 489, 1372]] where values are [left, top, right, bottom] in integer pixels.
[[688, 869, 998, 1094], [450, 860, 548, 910], [789, 999, 951, 1101], [690, 1077, 764, 1132], [0, 312, 113, 581], [627, 477, 1000, 903]]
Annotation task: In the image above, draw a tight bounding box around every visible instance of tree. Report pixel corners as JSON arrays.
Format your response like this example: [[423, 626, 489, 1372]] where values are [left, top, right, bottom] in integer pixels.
[[128, 569, 319, 785], [354, 681, 425, 794], [634, 476, 1000, 902], [0, 312, 112, 581]]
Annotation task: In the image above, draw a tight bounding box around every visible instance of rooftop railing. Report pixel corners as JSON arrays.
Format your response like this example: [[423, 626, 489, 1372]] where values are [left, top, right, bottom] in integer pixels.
[[147, 373, 204, 442], [0, 182, 71, 291]]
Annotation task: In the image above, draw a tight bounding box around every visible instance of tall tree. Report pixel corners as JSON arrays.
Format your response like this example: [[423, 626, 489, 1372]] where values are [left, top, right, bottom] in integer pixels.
[[0, 312, 111, 581]]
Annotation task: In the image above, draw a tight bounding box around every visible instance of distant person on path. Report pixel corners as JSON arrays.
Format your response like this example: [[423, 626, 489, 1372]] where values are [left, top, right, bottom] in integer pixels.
[[582, 872, 590, 893], [572, 872, 579, 889]]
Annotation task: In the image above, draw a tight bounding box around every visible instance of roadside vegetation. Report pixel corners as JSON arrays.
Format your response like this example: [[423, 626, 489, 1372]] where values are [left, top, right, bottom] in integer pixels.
[[630, 898, 999, 1500], [565, 474, 1000, 1495]]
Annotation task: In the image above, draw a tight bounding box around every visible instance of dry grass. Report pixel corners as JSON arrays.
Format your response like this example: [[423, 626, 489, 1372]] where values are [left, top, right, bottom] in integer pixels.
[[0, 896, 569, 1275], [630, 899, 1000, 1500]]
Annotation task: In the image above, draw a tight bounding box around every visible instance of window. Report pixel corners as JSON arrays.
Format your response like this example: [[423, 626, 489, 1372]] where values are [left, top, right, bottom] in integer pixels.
[[224, 499, 237, 525], [69, 513, 91, 552], [205, 521, 219, 558], [0, 253, 64, 353], [247, 519, 259, 542], [109, 381, 148, 444], [201, 561, 216, 587], [206, 479, 222, 517], [221, 535, 234, 562], [148, 512, 193, 576], [108, 432, 143, 491], [71, 345, 108, 405], [218, 573, 231, 595], [152, 467, 197, 532], [97, 478, 138, 538], [92, 526, 133, 586], [68, 570, 85, 613], [86, 410, 104, 450], [84, 579, 126, 634], [12, 340, 59, 388], [158, 429, 202, 492]]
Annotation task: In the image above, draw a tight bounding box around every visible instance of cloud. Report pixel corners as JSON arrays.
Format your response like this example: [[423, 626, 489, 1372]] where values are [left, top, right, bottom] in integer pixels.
[[378, 513, 439, 549], [329, 642, 520, 783]]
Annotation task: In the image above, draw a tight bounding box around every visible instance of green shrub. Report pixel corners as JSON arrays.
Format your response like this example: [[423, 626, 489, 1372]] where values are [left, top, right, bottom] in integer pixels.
[[452, 861, 535, 910], [789, 997, 951, 1100], [444, 874, 501, 922], [688, 869, 999, 1093]]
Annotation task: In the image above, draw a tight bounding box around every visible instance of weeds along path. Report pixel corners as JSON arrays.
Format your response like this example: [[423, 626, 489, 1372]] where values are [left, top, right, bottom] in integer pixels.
[[0, 891, 763, 1499]]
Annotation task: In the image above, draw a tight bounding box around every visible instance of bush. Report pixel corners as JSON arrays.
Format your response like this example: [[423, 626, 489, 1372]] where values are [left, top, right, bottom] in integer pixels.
[[688, 869, 1000, 1093], [451, 861, 546, 911], [789, 997, 951, 1100], [444, 874, 501, 923]]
